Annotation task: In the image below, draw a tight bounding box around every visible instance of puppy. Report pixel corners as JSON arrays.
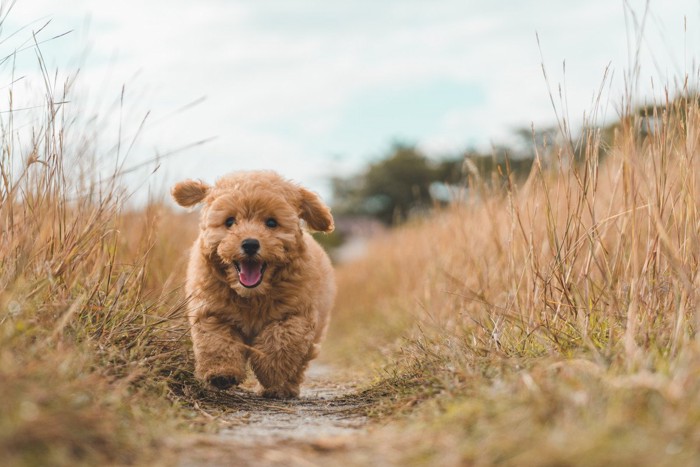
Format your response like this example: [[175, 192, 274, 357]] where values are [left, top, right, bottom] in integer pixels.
[[171, 171, 335, 399]]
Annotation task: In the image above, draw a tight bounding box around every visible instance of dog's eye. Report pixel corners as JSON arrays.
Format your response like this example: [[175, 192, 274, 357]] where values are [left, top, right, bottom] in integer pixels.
[[265, 218, 278, 228], [225, 217, 235, 228]]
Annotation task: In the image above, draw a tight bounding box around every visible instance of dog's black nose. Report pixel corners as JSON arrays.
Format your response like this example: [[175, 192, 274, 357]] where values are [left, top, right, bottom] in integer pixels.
[[241, 238, 260, 256]]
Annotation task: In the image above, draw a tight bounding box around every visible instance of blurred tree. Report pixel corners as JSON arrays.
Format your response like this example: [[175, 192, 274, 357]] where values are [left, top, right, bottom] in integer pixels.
[[331, 99, 689, 227], [331, 141, 536, 225], [332, 143, 441, 224], [362, 144, 436, 224]]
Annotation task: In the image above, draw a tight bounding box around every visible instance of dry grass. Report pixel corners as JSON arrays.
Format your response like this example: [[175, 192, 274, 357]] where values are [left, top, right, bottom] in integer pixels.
[[330, 93, 700, 464], [0, 145, 197, 464], [3, 9, 700, 466], [0, 36, 207, 464]]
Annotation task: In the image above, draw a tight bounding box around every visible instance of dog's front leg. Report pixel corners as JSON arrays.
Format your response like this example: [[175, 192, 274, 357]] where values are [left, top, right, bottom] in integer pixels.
[[250, 315, 315, 399], [190, 314, 248, 390]]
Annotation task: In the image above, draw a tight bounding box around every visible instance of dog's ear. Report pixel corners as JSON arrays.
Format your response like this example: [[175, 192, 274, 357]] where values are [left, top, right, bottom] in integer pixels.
[[298, 187, 334, 232], [171, 179, 211, 207]]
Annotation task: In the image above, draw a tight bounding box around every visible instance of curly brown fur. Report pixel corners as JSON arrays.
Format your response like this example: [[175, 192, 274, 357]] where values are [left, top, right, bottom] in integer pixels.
[[171, 171, 335, 398]]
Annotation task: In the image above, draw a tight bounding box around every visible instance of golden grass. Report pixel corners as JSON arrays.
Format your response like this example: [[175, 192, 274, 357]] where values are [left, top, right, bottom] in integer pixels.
[[329, 96, 700, 464], [0, 181, 193, 465], [2, 14, 700, 466], [0, 67, 203, 462]]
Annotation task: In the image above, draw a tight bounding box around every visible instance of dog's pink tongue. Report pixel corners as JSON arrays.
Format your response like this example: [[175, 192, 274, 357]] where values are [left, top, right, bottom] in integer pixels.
[[239, 261, 263, 287]]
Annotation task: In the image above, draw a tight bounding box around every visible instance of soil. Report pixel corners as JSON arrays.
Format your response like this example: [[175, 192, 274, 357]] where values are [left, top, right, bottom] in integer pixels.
[[173, 362, 373, 467]]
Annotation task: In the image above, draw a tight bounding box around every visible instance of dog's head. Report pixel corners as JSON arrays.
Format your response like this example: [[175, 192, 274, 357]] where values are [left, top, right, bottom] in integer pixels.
[[172, 171, 333, 296]]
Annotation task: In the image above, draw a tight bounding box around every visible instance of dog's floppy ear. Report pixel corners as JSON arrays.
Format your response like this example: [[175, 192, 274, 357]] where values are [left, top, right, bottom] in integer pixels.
[[298, 187, 334, 232], [171, 179, 211, 207]]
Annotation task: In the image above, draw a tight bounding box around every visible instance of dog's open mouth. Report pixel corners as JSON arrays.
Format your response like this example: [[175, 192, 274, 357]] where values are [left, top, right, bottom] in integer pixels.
[[233, 260, 267, 288]]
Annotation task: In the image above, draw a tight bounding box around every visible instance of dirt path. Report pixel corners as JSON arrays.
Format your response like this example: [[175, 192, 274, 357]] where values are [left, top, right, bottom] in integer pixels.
[[174, 362, 371, 467]]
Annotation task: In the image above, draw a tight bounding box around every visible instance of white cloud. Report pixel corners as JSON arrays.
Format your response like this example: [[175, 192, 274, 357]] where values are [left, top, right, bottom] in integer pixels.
[[2, 0, 699, 202]]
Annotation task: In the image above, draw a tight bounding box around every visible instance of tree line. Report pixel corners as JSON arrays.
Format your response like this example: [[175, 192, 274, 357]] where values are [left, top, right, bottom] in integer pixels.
[[331, 96, 689, 225]]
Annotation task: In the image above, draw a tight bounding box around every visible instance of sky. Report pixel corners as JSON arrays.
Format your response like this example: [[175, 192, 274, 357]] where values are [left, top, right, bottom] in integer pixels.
[[2, 0, 699, 201]]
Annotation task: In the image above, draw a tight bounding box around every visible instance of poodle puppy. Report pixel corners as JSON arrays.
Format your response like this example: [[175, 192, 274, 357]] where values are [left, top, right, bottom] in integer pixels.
[[171, 171, 335, 399]]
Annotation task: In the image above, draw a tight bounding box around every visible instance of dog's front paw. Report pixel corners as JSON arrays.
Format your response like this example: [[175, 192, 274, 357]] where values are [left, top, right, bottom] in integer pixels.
[[207, 374, 241, 390], [259, 385, 300, 399]]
